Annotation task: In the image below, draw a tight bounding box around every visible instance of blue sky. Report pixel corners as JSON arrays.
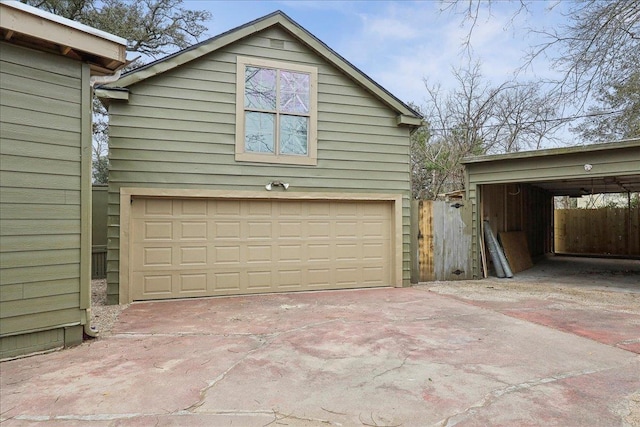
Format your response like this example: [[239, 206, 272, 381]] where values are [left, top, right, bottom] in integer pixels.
[[183, 0, 567, 107]]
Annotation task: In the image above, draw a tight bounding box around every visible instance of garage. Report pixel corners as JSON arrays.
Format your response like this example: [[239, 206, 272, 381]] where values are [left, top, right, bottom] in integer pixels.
[[462, 139, 640, 279], [128, 196, 394, 300]]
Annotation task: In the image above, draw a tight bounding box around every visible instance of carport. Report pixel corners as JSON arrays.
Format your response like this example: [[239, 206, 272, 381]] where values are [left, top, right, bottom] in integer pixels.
[[461, 138, 640, 279]]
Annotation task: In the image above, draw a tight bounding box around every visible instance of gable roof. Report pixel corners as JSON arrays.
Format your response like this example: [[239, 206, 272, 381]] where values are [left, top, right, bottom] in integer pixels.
[[110, 10, 422, 126]]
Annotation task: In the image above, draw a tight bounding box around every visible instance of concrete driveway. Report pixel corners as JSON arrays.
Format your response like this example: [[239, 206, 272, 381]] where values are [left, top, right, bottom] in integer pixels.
[[2, 286, 639, 426]]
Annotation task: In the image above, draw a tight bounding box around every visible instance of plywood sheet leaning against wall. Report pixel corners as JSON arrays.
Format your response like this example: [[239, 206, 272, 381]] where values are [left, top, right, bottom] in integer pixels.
[[418, 200, 473, 281], [498, 231, 534, 273]]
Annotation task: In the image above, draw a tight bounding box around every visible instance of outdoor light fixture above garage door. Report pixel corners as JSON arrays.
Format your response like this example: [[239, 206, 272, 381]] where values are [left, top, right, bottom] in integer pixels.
[[265, 181, 290, 191]]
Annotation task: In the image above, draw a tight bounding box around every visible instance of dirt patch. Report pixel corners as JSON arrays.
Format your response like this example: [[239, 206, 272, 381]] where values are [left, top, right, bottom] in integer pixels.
[[91, 279, 128, 337], [625, 392, 640, 427], [422, 278, 640, 312]]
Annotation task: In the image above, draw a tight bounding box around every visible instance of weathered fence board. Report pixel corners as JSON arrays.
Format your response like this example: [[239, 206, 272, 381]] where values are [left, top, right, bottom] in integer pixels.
[[417, 200, 472, 281], [92, 185, 108, 279], [554, 207, 639, 256]]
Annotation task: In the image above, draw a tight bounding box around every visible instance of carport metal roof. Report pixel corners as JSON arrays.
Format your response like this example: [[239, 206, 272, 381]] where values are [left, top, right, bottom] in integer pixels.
[[462, 138, 640, 197]]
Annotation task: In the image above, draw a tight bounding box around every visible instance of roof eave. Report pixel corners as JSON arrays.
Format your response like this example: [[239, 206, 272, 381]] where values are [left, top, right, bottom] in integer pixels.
[[0, 0, 127, 74], [462, 138, 640, 165]]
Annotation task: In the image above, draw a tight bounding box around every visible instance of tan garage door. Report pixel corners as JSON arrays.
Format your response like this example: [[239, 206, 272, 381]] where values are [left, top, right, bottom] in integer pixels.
[[130, 198, 392, 300]]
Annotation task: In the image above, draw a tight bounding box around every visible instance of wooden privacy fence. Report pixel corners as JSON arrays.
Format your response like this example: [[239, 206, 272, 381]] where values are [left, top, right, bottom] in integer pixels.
[[554, 207, 640, 256], [92, 185, 108, 279], [413, 200, 473, 282], [92, 246, 107, 279]]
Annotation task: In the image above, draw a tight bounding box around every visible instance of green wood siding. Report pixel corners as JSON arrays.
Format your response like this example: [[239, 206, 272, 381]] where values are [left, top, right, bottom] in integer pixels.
[[0, 329, 64, 360], [0, 42, 85, 356], [107, 27, 412, 302]]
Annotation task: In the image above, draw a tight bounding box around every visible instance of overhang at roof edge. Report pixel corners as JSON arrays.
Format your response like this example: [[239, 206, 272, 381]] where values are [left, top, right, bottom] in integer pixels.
[[106, 10, 422, 124], [461, 138, 640, 164], [0, 0, 127, 73]]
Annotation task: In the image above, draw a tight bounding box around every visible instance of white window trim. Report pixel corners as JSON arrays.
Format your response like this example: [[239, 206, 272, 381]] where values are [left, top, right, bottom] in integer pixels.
[[235, 56, 318, 166]]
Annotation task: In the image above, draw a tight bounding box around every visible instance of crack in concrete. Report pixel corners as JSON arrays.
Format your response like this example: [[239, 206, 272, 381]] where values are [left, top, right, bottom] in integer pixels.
[[11, 413, 153, 422], [263, 409, 334, 426], [112, 332, 259, 338], [373, 355, 410, 379], [182, 319, 342, 413], [435, 367, 613, 427], [413, 313, 480, 321], [182, 336, 268, 412], [7, 410, 287, 423]]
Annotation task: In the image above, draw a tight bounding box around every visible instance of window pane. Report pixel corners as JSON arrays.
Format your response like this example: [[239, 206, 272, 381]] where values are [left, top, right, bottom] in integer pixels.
[[245, 112, 275, 153], [280, 115, 308, 155], [245, 67, 276, 110], [280, 71, 310, 114]]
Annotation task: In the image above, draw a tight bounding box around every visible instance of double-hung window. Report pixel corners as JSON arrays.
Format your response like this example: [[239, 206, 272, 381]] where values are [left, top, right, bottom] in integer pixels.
[[235, 56, 318, 165]]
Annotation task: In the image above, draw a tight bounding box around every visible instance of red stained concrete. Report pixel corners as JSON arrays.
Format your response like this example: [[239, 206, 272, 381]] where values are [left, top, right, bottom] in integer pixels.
[[447, 297, 640, 354], [2, 287, 639, 426]]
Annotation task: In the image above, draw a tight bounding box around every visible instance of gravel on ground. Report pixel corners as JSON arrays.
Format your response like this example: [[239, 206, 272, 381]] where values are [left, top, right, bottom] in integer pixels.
[[90, 279, 128, 337]]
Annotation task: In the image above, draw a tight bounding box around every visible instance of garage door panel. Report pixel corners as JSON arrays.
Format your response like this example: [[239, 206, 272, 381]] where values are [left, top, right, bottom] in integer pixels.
[[247, 270, 272, 289], [278, 221, 303, 238], [335, 267, 358, 286], [179, 246, 207, 266], [363, 266, 385, 284], [308, 221, 331, 239], [308, 244, 331, 262], [132, 273, 172, 300], [213, 221, 240, 239], [335, 243, 358, 261], [278, 201, 302, 216], [335, 203, 359, 218], [144, 199, 174, 216], [131, 198, 392, 300], [307, 268, 332, 286], [248, 201, 272, 216], [179, 221, 207, 240], [213, 272, 241, 291], [308, 203, 331, 217], [363, 221, 387, 238], [247, 245, 272, 263], [180, 199, 207, 215], [279, 244, 303, 262], [362, 242, 389, 262], [215, 246, 240, 264], [143, 221, 173, 240], [143, 247, 172, 266], [335, 221, 358, 238], [179, 273, 207, 293], [247, 221, 272, 239], [277, 270, 302, 288], [212, 200, 240, 215]]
